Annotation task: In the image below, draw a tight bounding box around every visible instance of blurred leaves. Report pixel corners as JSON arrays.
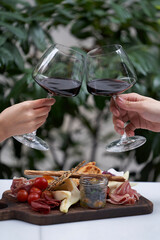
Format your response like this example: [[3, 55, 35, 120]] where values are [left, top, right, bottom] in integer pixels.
[[29, 23, 48, 51]]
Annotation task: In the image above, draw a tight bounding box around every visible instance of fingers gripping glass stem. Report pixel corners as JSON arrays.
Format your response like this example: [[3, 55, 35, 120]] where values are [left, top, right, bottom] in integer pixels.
[[13, 95, 53, 151], [106, 96, 146, 152], [11, 99, 49, 151]]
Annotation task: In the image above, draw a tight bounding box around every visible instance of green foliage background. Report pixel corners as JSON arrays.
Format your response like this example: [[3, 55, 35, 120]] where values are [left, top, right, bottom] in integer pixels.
[[0, 0, 160, 181]]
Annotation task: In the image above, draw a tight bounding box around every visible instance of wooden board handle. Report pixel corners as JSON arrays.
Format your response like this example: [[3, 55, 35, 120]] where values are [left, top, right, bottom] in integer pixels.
[[24, 170, 125, 182]]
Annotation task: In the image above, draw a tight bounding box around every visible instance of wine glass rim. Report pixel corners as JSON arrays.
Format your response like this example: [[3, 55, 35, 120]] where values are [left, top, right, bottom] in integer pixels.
[[49, 43, 85, 59], [87, 44, 123, 57]]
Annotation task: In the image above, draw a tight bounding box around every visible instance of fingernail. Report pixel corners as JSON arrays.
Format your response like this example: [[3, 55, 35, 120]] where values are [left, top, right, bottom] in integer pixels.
[[117, 96, 124, 103], [51, 98, 56, 104]]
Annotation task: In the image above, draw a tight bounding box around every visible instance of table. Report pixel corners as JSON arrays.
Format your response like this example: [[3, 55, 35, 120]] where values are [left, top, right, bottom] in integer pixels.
[[0, 180, 160, 240]]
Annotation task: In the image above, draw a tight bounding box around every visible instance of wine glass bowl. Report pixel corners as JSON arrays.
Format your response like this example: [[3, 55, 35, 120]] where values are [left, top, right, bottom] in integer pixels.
[[86, 45, 136, 97], [86, 44, 146, 152], [32, 44, 84, 98]]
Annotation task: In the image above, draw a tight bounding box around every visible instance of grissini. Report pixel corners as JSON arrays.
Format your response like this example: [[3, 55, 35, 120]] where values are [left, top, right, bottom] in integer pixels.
[[24, 170, 125, 182]]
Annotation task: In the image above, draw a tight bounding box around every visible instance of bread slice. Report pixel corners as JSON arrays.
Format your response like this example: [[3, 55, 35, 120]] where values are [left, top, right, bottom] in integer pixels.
[[72, 162, 101, 186]]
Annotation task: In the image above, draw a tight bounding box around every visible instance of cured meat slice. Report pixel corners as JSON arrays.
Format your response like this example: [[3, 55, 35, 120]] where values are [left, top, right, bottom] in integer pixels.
[[107, 180, 140, 205], [107, 193, 136, 205], [31, 198, 61, 214], [31, 200, 51, 214], [10, 177, 34, 196]]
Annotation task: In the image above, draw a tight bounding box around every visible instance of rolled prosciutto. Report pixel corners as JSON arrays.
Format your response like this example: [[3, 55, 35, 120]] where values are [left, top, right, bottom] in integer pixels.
[[107, 180, 140, 205]]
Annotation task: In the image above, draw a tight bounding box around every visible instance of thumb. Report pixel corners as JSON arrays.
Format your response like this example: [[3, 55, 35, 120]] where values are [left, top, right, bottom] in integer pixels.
[[116, 96, 143, 112]]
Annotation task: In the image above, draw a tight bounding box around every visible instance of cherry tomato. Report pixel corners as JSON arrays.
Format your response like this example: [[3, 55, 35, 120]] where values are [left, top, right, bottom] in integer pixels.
[[34, 177, 48, 190], [30, 187, 42, 196], [28, 192, 40, 205], [17, 189, 28, 202]]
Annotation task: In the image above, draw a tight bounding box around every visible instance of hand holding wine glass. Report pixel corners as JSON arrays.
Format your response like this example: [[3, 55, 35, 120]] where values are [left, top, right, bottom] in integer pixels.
[[12, 88, 54, 151], [110, 93, 160, 134], [0, 99, 55, 143], [86, 44, 146, 152]]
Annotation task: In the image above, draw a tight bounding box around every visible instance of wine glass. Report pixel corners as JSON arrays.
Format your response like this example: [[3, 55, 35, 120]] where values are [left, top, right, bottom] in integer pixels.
[[14, 44, 84, 151], [86, 44, 146, 152]]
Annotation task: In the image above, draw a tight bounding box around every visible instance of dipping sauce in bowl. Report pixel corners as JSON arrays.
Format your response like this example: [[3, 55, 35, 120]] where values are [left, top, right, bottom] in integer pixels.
[[80, 175, 108, 209]]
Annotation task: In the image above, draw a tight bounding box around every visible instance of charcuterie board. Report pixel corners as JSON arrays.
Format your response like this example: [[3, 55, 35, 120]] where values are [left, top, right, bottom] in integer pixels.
[[0, 190, 153, 225]]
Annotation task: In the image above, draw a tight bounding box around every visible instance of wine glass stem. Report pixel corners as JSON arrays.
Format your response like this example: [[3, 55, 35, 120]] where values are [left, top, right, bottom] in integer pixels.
[[113, 95, 128, 144], [47, 93, 53, 98], [32, 130, 36, 136], [24, 130, 37, 140], [119, 125, 128, 144]]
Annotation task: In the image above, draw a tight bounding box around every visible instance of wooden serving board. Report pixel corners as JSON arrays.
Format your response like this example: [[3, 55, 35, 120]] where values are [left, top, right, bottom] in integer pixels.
[[0, 190, 153, 225]]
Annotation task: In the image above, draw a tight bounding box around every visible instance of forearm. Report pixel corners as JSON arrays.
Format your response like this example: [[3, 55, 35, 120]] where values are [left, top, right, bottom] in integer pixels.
[[0, 115, 9, 142]]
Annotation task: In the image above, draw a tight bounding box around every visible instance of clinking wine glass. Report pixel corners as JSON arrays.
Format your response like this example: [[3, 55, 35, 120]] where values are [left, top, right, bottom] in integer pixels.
[[86, 44, 146, 152], [14, 44, 84, 151]]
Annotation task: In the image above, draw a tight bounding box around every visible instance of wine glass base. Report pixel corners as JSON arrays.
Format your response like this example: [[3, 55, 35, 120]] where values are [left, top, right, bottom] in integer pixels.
[[106, 135, 146, 153], [13, 135, 49, 151]]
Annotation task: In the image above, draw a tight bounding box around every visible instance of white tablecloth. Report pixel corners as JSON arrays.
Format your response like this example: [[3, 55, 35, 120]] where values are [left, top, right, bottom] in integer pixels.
[[0, 180, 160, 240]]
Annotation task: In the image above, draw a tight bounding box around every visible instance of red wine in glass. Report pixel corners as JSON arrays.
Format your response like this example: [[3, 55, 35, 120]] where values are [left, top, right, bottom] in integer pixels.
[[35, 77, 81, 97], [87, 78, 133, 96]]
